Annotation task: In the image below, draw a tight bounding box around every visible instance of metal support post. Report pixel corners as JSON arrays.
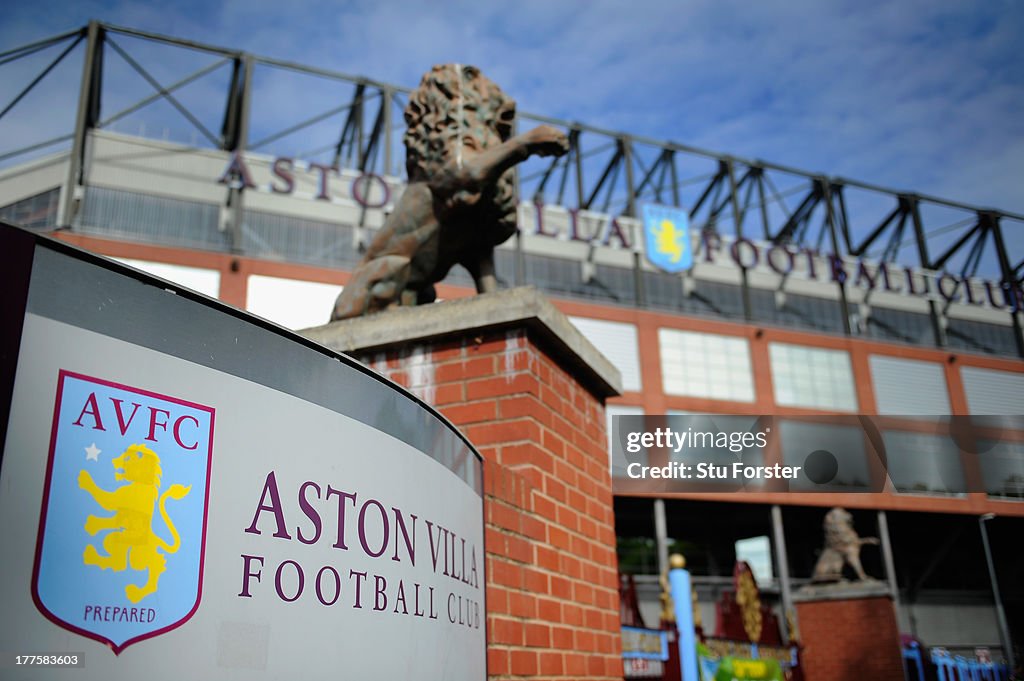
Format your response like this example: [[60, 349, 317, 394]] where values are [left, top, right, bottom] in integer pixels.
[[727, 159, 753, 321], [228, 54, 253, 253], [877, 510, 900, 604], [822, 179, 853, 335], [986, 214, 1024, 358], [382, 87, 393, 176], [980, 514, 1015, 670], [653, 498, 669, 577], [909, 196, 948, 348], [60, 20, 102, 228], [771, 505, 794, 643], [621, 137, 646, 307]]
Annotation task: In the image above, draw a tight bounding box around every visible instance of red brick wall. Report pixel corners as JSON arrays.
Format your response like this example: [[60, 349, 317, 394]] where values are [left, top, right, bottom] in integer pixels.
[[795, 596, 903, 681], [354, 328, 623, 680]]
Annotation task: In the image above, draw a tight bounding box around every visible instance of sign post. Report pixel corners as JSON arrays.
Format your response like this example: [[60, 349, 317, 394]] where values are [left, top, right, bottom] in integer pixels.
[[669, 554, 699, 681]]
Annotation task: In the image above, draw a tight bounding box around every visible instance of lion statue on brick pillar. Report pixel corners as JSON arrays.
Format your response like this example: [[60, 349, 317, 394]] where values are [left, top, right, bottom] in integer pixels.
[[811, 507, 880, 583], [331, 64, 569, 320]]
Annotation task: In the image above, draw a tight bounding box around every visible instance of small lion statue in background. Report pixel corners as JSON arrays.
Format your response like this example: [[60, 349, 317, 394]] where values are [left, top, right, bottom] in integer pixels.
[[811, 507, 880, 583], [331, 64, 569, 320]]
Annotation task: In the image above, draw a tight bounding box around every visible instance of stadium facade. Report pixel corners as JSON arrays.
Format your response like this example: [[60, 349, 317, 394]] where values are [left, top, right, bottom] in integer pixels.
[[1, 21, 1021, 668]]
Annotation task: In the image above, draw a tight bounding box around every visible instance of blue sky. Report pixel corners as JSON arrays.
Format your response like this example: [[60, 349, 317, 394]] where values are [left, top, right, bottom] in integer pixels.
[[2, 0, 1023, 219]]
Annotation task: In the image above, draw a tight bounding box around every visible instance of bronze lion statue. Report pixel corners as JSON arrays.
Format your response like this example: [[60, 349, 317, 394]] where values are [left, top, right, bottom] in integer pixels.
[[331, 64, 569, 320]]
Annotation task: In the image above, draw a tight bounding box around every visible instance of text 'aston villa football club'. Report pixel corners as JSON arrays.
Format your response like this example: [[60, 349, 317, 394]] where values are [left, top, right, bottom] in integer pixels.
[[239, 471, 482, 630]]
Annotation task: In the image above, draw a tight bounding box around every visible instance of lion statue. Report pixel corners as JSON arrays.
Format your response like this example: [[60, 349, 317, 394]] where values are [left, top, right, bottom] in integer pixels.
[[330, 63, 569, 319], [811, 507, 880, 583], [78, 443, 191, 603]]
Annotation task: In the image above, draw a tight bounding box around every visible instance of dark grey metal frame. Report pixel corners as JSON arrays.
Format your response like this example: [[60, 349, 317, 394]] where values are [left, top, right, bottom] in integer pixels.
[[1, 20, 1022, 356]]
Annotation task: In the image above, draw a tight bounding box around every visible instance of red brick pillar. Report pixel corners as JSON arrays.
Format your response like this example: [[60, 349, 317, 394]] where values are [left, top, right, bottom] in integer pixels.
[[795, 592, 903, 681], [304, 288, 624, 681]]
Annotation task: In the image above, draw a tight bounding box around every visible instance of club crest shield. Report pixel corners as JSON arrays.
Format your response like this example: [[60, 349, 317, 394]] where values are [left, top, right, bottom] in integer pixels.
[[642, 203, 693, 273], [32, 370, 214, 654]]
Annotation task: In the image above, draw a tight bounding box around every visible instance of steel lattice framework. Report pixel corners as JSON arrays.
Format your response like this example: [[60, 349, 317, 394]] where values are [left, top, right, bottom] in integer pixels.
[[2, 21, 1022, 355]]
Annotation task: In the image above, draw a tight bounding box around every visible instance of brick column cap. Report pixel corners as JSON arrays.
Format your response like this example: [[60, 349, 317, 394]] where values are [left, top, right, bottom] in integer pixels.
[[302, 286, 622, 398]]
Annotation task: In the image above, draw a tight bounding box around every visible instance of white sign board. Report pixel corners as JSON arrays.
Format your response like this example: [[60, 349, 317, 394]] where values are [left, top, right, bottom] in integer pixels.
[[0, 224, 485, 680]]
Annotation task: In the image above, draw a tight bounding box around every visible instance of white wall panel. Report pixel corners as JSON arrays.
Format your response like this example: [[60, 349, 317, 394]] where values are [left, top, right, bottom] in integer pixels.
[[569, 316, 642, 392], [961, 366, 1024, 415], [246, 275, 341, 331], [870, 355, 951, 415], [606, 404, 644, 474], [113, 258, 220, 298]]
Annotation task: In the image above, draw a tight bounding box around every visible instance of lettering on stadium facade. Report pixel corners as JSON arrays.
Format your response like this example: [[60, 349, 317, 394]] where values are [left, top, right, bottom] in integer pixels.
[[218, 153, 1024, 312]]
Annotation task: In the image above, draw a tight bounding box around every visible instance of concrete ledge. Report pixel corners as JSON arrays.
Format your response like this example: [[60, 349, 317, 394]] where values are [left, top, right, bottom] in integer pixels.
[[793, 580, 893, 603], [300, 287, 622, 399]]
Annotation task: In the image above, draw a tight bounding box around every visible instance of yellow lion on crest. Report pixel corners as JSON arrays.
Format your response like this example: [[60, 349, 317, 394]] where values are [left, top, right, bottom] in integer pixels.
[[78, 444, 191, 603]]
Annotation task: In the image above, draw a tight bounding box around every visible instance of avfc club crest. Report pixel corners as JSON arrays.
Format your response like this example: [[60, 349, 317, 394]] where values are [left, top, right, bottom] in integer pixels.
[[642, 203, 693, 274], [32, 370, 214, 654]]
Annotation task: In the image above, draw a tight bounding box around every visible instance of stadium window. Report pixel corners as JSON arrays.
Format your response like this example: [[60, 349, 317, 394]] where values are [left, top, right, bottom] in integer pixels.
[[779, 420, 871, 491], [865, 307, 935, 347], [882, 430, 966, 496], [769, 342, 858, 412], [0, 187, 60, 229], [658, 329, 755, 402], [80, 186, 224, 251], [978, 440, 1024, 501], [946, 318, 1020, 357]]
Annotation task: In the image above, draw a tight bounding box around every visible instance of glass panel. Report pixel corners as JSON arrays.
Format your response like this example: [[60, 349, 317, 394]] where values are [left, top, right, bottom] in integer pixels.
[[883, 430, 966, 495], [866, 307, 935, 346], [243, 209, 359, 269], [78, 186, 226, 251], [752, 290, 845, 333], [946, 318, 1020, 357], [769, 343, 858, 411], [659, 329, 755, 403], [978, 440, 1024, 500], [780, 420, 871, 491], [0, 187, 60, 229], [523, 252, 636, 304]]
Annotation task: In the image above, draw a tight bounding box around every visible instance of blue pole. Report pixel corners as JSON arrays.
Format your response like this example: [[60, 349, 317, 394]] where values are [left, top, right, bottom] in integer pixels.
[[669, 565, 699, 681]]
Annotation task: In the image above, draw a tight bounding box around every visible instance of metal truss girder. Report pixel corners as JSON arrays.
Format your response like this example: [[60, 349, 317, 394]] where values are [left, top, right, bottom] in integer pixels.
[[633, 148, 673, 203], [0, 33, 85, 121], [583, 143, 623, 211], [106, 36, 218, 146], [771, 183, 821, 245], [220, 58, 246, 151], [103, 57, 228, 132], [333, 82, 366, 168], [689, 163, 726, 221], [554, 128, 582, 206], [932, 220, 984, 273], [879, 210, 909, 264], [850, 204, 903, 257], [0, 27, 84, 64], [360, 95, 386, 172], [2, 20, 1023, 328], [332, 83, 385, 172]]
